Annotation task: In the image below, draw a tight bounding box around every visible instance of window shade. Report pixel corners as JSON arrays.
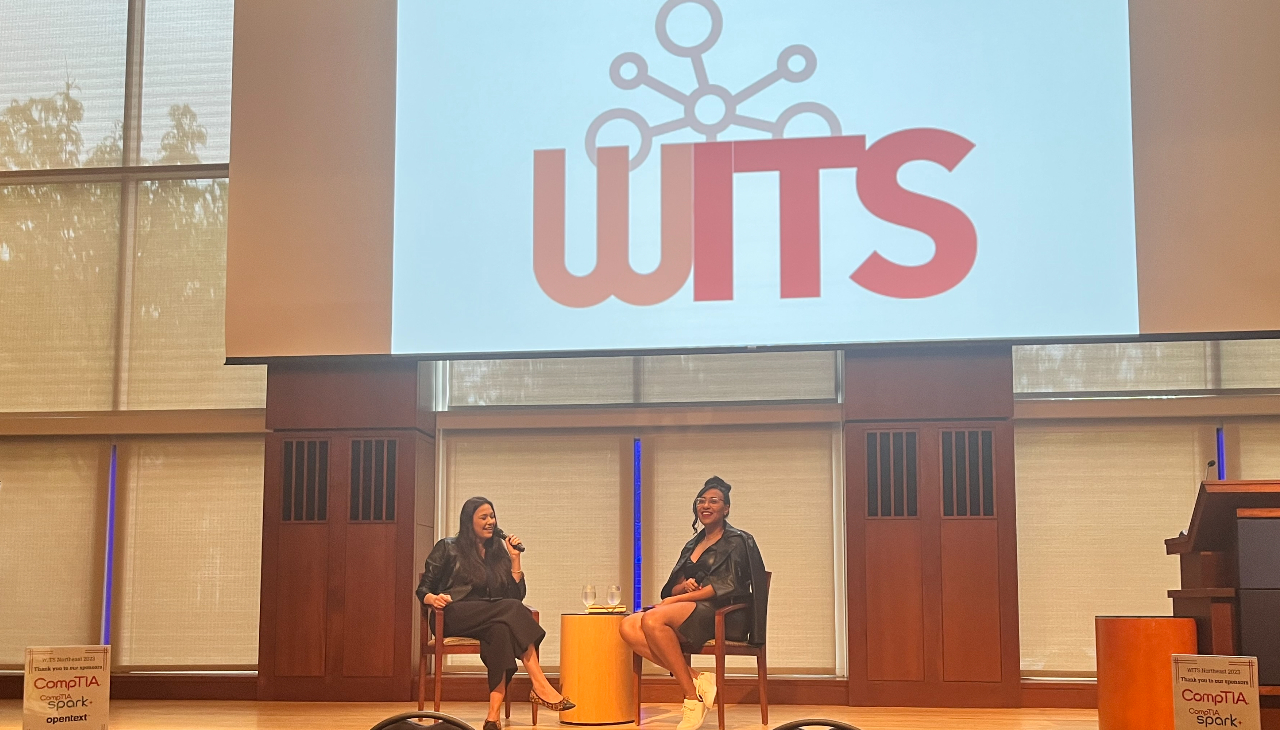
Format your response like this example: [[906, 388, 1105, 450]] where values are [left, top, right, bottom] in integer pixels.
[[126, 178, 266, 409], [441, 432, 629, 669], [1220, 341, 1280, 389], [0, 0, 126, 170], [1013, 343, 1211, 394], [449, 358, 634, 407], [639, 352, 837, 403], [0, 439, 108, 666], [644, 427, 839, 674], [140, 0, 234, 165], [1237, 421, 1280, 479], [1014, 422, 1213, 675], [0, 183, 120, 411], [113, 436, 265, 668]]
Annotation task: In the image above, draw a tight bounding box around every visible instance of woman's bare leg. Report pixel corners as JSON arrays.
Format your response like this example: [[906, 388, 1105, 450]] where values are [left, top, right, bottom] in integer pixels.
[[520, 644, 565, 702], [619, 612, 658, 663], [640, 604, 699, 700], [485, 686, 504, 722]]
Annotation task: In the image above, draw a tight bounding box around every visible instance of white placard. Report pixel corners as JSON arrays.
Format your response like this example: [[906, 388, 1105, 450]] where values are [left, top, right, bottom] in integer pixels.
[[24, 646, 110, 730], [1172, 654, 1261, 730]]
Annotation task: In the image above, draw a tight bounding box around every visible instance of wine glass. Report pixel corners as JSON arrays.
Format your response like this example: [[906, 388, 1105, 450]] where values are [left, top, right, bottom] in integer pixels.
[[607, 585, 622, 610], [581, 585, 596, 611]]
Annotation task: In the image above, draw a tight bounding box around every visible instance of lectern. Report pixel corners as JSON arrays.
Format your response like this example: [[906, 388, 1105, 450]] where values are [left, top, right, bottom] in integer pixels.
[[1166, 481, 1280, 688]]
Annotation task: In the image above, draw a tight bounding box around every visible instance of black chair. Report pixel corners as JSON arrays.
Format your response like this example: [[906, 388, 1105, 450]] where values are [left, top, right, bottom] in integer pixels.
[[369, 711, 473, 730]]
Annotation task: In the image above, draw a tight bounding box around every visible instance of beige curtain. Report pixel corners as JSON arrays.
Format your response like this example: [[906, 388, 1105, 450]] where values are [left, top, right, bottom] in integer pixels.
[[0, 183, 121, 412], [639, 352, 837, 403], [1013, 342, 1212, 393], [1014, 421, 1214, 675], [125, 179, 266, 409], [113, 436, 264, 668], [644, 427, 839, 674], [440, 432, 630, 669], [0, 438, 109, 666], [1237, 420, 1280, 478]]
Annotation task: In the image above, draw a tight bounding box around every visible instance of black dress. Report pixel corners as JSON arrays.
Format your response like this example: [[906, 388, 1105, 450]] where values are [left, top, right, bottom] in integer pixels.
[[659, 522, 769, 651], [416, 537, 546, 692]]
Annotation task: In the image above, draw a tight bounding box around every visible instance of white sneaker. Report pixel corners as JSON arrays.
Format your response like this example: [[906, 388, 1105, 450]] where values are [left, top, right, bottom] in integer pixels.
[[676, 698, 707, 730], [694, 671, 718, 710]]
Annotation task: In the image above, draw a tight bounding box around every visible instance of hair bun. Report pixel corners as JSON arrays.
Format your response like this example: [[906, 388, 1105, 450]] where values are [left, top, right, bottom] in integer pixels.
[[704, 475, 731, 493]]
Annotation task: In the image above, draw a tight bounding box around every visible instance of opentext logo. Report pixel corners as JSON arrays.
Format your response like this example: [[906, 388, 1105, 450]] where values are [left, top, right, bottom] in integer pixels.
[[534, 0, 977, 308]]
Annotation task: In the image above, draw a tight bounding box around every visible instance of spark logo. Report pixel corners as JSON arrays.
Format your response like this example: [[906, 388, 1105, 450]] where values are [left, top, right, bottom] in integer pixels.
[[533, 0, 977, 308]]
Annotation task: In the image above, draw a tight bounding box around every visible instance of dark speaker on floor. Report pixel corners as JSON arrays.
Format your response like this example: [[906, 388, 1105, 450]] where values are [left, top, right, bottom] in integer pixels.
[[1239, 589, 1280, 685], [1237, 518, 1280, 589]]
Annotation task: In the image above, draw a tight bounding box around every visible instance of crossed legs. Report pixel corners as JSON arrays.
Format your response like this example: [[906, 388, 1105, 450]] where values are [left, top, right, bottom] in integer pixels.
[[619, 603, 700, 700]]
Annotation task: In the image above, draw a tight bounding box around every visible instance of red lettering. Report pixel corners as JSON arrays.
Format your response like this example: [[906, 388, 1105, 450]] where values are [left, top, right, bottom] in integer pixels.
[[733, 135, 864, 298], [852, 128, 977, 299], [692, 141, 734, 301]]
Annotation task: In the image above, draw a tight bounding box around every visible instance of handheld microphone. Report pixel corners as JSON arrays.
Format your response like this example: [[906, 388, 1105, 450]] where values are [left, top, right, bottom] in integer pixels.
[[1204, 459, 1217, 482], [495, 528, 526, 553]]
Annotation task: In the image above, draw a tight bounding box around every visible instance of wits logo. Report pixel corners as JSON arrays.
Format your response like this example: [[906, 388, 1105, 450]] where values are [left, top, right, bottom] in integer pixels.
[[533, 0, 977, 308]]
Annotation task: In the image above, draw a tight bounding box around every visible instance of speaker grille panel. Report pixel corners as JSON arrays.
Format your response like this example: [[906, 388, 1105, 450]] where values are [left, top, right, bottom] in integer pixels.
[[942, 430, 995, 517], [282, 440, 328, 522], [350, 439, 397, 522], [866, 431, 917, 518]]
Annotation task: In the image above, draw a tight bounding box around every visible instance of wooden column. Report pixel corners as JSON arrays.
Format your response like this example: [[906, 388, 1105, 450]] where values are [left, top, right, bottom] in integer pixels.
[[844, 344, 1021, 707], [257, 359, 435, 701]]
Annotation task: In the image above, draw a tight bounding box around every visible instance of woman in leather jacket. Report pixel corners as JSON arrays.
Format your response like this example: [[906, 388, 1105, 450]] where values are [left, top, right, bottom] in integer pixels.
[[618, 477, 768, 730], [416, 496, 574, 728]]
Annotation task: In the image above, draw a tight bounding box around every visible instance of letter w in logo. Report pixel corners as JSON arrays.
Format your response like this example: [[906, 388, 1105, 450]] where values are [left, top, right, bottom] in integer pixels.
[[533, 145, 693, 307]]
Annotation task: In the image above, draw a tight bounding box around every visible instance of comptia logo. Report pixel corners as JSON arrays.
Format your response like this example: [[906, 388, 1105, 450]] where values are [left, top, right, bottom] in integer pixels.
[[533, 0, 977, 308]]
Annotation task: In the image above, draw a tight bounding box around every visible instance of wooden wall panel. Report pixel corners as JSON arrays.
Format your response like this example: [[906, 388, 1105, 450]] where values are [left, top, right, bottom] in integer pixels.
[[341, 525, 398, 678], [844, 345, 1014, 422], [265, 360, 423, 431], [940, 519, 1003, 682], [864, 520, 926, 682], [273, 525, 329, 677]]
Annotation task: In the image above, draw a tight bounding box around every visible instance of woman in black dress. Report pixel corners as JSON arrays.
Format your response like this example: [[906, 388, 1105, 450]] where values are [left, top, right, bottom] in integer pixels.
[[416, 496, 574, 728], [618, 477, 768, 730]]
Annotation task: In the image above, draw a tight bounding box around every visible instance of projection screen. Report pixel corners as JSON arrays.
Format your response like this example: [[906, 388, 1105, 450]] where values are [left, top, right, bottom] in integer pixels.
[[389, 0, 1138, 355]]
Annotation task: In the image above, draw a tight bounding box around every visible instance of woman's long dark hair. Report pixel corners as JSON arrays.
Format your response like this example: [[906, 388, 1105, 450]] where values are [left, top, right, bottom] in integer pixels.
[[455, 496, 514, 592], [692, 476, 732, 532]]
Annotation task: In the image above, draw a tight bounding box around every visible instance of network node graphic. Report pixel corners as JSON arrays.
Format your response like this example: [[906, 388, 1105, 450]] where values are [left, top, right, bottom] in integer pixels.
[[586, 0, 843, 170]]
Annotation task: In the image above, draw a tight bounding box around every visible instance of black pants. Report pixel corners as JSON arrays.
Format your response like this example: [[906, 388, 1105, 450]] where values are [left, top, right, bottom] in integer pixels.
[[443, 598, 545, 692]]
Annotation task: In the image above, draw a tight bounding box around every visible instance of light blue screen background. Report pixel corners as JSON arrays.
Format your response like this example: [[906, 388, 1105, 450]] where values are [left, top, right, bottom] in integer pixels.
[[393, 0, 1137, 355]]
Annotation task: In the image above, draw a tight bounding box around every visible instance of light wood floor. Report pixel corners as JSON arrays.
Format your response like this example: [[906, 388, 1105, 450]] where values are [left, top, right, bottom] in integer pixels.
[[0, 700, 1097, 730]]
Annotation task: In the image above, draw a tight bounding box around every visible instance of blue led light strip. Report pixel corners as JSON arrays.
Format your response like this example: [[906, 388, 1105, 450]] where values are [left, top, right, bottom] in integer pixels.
[[101, 444, 118, 646], [1216, 427, 1226, 481], [633, 438, 642, 612]]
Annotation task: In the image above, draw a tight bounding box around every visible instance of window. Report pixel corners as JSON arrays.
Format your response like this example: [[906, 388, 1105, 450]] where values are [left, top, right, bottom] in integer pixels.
[[448, 351, 838, 408], [0, 0, 262, 673], [1014, 422, 1213, 675]]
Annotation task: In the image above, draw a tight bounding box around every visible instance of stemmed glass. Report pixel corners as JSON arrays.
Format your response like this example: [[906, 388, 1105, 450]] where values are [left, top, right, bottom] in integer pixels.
[[581, 585, 597, 611], [606, 585, 623, 611]]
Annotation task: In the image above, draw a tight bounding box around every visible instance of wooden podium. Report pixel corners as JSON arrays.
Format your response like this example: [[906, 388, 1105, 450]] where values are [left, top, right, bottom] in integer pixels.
[[1166, 481, 1280, 695]]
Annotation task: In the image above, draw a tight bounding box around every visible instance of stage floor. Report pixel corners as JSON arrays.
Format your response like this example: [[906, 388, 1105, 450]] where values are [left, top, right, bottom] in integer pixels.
[[0, 700, 1097, 730]]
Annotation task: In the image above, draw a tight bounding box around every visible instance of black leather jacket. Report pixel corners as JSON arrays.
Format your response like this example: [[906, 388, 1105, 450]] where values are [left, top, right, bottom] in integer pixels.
[[415, 536, 526, 604], [660, 522, 769, 645]]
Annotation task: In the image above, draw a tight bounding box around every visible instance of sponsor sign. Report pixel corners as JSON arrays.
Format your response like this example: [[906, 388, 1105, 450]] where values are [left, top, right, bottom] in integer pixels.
[[24, 646, 110, 730], [1172, 654, 1260, 730]]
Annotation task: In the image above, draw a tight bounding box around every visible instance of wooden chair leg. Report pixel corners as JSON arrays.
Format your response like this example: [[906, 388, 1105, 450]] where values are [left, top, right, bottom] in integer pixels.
[[433, 649, 443, 712], [633, 653, 643, 725], [715, 649, 727, 730], [505, 679, 511, 719], [417, 652, 428, 711], [756, 648, 768, 725]]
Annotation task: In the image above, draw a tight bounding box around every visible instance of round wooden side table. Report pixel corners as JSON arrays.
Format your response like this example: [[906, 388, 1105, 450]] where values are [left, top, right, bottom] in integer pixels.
[[559, 613, 636, 725], [1096, 615, 1198, 730]]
